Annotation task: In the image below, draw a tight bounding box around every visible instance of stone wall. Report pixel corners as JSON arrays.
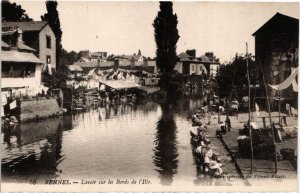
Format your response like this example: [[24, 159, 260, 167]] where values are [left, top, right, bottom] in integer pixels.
[[19, 97, 62, 122]]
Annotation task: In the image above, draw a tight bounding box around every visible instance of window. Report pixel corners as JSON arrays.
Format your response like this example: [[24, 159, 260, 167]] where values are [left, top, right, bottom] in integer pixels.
[[46, 55, 51, 64], [2, 64, 12, 78], [46, 35, 51, 48], [24, 63, 36, 77]]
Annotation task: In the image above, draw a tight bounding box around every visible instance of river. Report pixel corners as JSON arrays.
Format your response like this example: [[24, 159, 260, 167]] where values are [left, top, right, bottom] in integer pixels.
[[2, 95, 211, 185]]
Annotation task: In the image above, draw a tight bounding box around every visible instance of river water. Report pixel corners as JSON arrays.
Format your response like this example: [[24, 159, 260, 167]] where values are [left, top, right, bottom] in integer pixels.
[[2, 96, 210, 185]]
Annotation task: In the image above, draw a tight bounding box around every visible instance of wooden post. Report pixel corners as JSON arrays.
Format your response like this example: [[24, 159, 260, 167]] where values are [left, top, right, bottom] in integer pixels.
[[278, 90, 281, 124], [260, 64, 278, 173], [246, 43, 254, 174]]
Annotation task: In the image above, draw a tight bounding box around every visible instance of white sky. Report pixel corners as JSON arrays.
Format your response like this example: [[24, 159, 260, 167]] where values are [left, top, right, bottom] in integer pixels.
[[15, 1, 299, 63]]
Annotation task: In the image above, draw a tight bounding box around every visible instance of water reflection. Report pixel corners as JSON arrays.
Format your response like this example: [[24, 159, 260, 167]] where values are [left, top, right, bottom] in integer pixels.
[[153, 101, 179, 185], [1, 116, 68, 182], [2, 97, 207, 183]]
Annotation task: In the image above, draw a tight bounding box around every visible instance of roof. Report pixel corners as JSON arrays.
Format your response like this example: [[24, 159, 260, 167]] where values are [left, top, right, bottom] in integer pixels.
[[197, 55, 211, 63], [178, 52, 193, 61], [74, 61, 114, 68], [114, 54, 143, 61], [77, 57, 90, 62], [2, 21, 48, 32], [68, 64, 83, 72], [253, 12, 299, 36], [2, 50, 43, 63], [18, 42, 36, 52], [99, 80, 141, 90]]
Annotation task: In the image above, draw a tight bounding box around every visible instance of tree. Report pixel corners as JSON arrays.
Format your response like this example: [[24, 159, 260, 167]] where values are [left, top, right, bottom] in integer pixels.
[[42, 65, 69, 88], [59, 49, 78, 66], [41, 0, 62, 69], [2, 1, 33, 22], [215, 54, 257, 98], [153, 2, 180, 80]]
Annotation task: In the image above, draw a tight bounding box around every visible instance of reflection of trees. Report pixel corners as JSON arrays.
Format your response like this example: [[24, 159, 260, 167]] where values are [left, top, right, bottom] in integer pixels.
[[153, 101, 179, 185]]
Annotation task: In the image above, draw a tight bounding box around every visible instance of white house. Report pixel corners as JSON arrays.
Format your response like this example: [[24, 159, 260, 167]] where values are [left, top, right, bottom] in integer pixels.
[[2, 29, 44, 95]]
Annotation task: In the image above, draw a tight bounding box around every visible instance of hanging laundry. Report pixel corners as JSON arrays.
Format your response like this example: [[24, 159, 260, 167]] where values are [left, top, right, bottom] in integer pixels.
[[10, 100, 17, 109], [1, 105, 4, 117], [291, 107, 298, 117], [2, 93, 7, 106], [255, 103, 260, 117], [269, 67, 298, 91], [286, 103, 291, 116], [291, 67, 298, 92]]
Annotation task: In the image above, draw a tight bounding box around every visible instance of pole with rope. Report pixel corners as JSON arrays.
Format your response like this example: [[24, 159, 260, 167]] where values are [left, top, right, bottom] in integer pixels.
[[260, 62, 278, 173], [246, 42, 254, 174]]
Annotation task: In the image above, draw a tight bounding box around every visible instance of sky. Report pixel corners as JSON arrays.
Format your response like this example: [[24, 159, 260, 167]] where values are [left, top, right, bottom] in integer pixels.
[[15, 1, 299, 63]]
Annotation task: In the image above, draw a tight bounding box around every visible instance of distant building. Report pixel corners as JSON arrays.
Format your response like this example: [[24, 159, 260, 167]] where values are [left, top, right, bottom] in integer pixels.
[[175, 50, 220, 78], [73, 59, 157, 75], [1, 29, 44, 92], [77, 50, 108, 62], [68, 64, 83, 78], [252, 12, 298, 102], [2, 21, 56, 70], [90, 51, 107, 62]]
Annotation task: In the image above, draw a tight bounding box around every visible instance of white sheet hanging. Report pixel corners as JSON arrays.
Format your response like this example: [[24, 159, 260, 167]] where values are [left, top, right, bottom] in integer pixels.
[[269, 67, 298, 92]]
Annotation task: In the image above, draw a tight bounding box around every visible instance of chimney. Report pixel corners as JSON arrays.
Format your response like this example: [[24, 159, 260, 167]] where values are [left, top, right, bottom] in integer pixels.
[[186, 49, 196, 59]]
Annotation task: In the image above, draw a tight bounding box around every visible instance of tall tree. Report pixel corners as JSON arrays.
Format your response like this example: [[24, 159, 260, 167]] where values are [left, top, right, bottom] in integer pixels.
[[2, 1, 33, 22], [153, 2, 180, 80], [41, 0, 62, 69]]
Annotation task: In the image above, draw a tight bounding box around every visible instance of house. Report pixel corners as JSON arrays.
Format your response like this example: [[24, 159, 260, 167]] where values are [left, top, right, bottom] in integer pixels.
[[90, 51, 107, 62], [252, 12, 298, 103], [2, 21, 56, 70], [175, 50, 220, 78], [1, 29, 44, 93], [73, 59, 157, 75], [73, 61, 114, 74], [77, 50, 108, 63], [68, 64, 84, 78], [197, 55, 220, 77]]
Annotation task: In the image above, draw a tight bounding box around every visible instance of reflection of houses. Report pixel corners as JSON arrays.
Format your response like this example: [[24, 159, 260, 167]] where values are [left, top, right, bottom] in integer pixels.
[[1, 29, 44, 92], [253, 13, 298, 102], [175, 50, 220, 78], [2, 21, 57, 70]]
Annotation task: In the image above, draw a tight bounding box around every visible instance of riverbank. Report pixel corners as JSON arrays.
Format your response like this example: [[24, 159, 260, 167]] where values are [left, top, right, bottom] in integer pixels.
[[215, 112, 297, 186]]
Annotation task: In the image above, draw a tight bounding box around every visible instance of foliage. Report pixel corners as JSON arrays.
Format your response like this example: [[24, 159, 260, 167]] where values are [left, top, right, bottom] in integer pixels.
[[59, 49, 78, 66], [2, 1, 33, 22], [41, 0, 62, 68], [42, 65, 69, 88], [153, 2, 180, 79], [215, 54, 258, 98]]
